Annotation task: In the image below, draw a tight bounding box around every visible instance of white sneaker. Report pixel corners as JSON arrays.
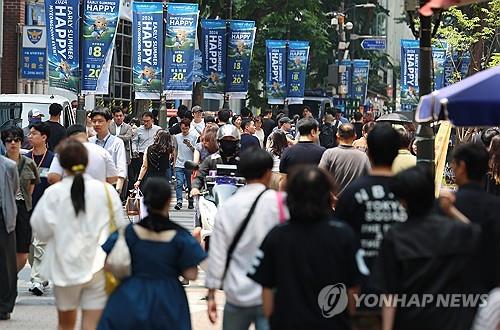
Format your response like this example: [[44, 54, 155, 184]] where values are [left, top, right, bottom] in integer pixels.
[[28, 282, 44, 296]]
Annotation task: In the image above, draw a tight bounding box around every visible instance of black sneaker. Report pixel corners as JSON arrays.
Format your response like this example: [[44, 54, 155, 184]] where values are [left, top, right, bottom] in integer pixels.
[[0, 313, 10, 320], [174, 202, 182, 210], [188, 201, 194, 209]]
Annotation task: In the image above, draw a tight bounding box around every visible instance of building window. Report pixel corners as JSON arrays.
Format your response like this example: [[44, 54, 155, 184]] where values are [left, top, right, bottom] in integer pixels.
[[102, 20, 133, 111]]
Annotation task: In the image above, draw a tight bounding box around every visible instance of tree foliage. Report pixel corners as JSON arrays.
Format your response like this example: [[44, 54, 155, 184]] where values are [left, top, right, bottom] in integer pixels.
[[435, 0, 500, 79]]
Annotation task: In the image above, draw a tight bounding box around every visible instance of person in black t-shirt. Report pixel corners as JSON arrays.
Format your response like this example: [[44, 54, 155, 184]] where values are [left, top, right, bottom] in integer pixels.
[[446, 142, 500, 292], [261, 110, 276, 145], [46, 103, 67, 152], [249, 166, 361, 330], [279, 117, 325, 175], [353, 111, 364, 139], [240, 118, 261, 152], [371, 165, 481, 330], [335, 124, 407, 290]]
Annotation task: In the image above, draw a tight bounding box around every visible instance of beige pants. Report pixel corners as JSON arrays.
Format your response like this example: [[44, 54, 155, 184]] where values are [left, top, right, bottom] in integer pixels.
[[29, 238, 47, 284], [269, 172, 284, 191]]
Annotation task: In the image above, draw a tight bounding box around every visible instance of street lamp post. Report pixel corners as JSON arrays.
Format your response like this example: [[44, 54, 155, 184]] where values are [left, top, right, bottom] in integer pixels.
[[416, 0, 435, 167]]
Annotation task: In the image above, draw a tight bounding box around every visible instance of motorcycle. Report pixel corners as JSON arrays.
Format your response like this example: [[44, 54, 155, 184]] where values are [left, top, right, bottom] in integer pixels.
[[185, 161, 245, 249]]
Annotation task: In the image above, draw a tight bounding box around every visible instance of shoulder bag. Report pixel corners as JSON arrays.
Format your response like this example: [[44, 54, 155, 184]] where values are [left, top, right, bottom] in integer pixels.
[[103, 183, 131, 294], [221, 188, 268, 288]]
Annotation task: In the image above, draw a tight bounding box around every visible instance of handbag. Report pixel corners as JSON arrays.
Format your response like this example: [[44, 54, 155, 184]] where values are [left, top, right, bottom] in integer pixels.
[[276, 191, 287, 224], [125, 189, 142, 216], [103, 183, 131, 294]]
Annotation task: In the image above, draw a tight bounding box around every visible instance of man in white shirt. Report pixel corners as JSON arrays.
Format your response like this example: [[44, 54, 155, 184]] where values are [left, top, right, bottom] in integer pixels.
[[88, 108, 127, 194], [190, 105, 205, 137], [173, 118, 197, 210], [205, 148, 286, 330], [109, 107, 133, 197], [47, 125, 118, 184]]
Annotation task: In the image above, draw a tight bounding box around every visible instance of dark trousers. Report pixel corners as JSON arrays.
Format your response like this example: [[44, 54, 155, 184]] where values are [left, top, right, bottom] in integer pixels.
[[129, 155, 143, 190], [0, 214, 18, 313]]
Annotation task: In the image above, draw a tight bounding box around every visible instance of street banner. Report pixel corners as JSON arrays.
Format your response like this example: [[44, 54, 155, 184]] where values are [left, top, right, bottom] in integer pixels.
[[81, 0, 120, 94], [21, 26, 47, 80], [433, 42, 447, 90], [226, 20, 256, 99], [164, 3, 199, 99], [200, 19, 227, 100], [266, 40, 287, 104], [132, 2, 163, 100], [400, 39, 420, 111], [286, 41, 309, 104], [434, 121, 452, 197], [45, 0, 79, 93], [335, 59, 352, 98], [350, 59, 370, 105]]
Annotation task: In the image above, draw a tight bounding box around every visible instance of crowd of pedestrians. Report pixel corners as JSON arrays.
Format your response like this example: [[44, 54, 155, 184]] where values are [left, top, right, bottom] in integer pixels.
[[0, 102, 499, 330]]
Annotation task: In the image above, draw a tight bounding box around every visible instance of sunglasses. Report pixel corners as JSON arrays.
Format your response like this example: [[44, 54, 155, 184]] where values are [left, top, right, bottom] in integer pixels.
[[5, 138, 22, 143]]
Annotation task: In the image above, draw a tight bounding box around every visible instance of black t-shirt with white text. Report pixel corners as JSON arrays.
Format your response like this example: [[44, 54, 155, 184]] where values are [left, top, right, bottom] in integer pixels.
[[248, 219, 361, 330], [335, 175, 407, 278]]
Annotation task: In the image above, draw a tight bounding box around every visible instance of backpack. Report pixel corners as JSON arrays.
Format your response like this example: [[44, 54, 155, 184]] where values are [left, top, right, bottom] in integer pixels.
[[319, 122, 337, 149]]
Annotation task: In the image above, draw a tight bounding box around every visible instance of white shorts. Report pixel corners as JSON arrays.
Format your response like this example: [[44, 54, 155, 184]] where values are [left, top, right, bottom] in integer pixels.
[[53, 270, 107, 311]]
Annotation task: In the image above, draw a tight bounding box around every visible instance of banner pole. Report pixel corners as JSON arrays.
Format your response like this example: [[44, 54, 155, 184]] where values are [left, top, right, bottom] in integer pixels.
[[158, 2, 168, 129], [76, 0, 86, 125]]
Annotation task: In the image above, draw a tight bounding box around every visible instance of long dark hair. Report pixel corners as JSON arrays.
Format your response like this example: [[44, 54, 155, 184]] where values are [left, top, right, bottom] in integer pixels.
[[269, 131, 288, 157], [489, 135, 500, 184], [286, 166, 336, 223], [57, 140, 89, 215], [139, 177, 186, 232], [148, 130, 173, 169]]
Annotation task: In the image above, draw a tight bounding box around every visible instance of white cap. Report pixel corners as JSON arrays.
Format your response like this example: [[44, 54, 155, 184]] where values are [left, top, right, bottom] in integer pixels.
[[29, 109, 44, 118]]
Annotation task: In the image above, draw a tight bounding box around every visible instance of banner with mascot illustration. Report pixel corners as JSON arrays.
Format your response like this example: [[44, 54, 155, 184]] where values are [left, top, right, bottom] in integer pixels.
[[132, 2, 163, 100], [265, 40, 287, 105], [286, 41, 309, 104], [226, 20, 255, 99], [200, 19, 227, 100], [81, 0, 120, 94], [164, 3, 199, 99], [45, 0, 80, 93]]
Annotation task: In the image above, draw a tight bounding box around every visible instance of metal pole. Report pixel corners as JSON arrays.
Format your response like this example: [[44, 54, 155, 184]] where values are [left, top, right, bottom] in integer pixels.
[[76, 0, 86, 125], [416, 0, 434, 166], [158, 2, 168, 128], [222, 0, 232, 109]]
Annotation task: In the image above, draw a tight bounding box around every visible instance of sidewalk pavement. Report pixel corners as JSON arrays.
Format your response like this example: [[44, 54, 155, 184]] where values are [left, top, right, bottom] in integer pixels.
[[3, 194, 245, 329]]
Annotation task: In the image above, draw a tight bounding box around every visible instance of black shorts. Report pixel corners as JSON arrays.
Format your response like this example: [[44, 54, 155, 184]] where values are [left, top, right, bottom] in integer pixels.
[[15, 200, 32, 253]]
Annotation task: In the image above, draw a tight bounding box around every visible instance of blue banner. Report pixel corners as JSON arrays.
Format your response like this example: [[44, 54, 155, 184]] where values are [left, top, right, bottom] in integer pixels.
[[335, 59, 352, 97], [164, 3, 199, 99], [81, 0, 120, 94], [201, 19, 227, 100], [351, 60, 370, 105], [21, 48, 46, 80], [286, 41, 309, 104], [45, 0, 80, 93], [132, 2, 163, 100], [226, 20, 256, 99], [266, 40, 287, 104], [400, 39, 420, 111], [433, 42, 447, 90]]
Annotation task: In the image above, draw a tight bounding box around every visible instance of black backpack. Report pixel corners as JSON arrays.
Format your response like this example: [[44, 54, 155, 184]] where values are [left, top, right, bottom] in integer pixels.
[[319, 122, 337, 149]]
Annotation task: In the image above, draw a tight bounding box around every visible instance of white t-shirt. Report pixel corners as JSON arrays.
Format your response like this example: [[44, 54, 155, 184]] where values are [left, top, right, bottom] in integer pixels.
[[48, 142, 118, 181]]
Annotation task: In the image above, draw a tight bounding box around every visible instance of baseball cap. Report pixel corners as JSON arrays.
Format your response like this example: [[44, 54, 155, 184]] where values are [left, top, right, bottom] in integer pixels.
[[29, 109, 44, 118], [192, 105, 203, 113], [279, 117, 291, 125]]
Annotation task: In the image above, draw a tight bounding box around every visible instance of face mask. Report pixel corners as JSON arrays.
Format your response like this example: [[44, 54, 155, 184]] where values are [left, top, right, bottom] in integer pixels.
[[29, 118, 42, 124], [219, 140, 238, 157]]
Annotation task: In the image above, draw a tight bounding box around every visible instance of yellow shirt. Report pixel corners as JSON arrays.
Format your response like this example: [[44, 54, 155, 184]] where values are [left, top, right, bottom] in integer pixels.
[[392, 149, 417, 174]]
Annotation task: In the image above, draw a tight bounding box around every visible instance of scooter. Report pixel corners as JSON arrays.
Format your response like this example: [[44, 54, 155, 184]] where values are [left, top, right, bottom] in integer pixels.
[[185, 161, 245, 249]]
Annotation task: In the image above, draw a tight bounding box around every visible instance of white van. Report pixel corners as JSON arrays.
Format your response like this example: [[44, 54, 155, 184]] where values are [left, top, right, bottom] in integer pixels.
[[0, 94, 75, 130]]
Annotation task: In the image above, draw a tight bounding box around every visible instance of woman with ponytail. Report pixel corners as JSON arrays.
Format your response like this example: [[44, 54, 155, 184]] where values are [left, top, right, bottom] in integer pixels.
[[31, 139, 125, 330], [98, 177, 206, 330]]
